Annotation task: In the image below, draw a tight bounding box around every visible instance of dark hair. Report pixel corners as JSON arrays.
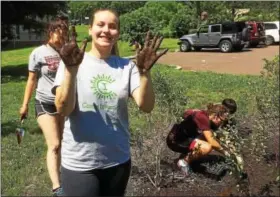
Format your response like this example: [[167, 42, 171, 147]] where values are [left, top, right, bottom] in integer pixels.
[[89, 9, 120, 56], [206, 103, 229, 117], [222, 98, 237, 114], [45, 17, 69, 43]]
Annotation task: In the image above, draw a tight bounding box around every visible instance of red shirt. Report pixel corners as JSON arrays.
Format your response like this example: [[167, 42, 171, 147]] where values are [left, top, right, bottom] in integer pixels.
[[178, 109, 211, 139]]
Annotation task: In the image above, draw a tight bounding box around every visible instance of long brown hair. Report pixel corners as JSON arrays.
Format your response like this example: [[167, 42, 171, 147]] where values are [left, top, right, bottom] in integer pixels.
[[89, 8, 120, 56], [206, 103, 229, 117], [45, 16, 69, 44]]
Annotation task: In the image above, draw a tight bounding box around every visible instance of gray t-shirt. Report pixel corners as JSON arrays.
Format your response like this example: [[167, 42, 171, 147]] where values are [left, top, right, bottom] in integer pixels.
[[29, 44, 61, 104], [53, 53, 140, 171]]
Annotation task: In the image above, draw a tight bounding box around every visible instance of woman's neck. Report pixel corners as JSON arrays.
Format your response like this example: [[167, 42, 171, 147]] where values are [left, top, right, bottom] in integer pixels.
[[47, 40, 62, 49], [90, 44, 112, 59]]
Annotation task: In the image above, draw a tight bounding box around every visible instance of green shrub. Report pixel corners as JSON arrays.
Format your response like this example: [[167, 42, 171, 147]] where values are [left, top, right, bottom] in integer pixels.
[[252, 55, 279, 165]]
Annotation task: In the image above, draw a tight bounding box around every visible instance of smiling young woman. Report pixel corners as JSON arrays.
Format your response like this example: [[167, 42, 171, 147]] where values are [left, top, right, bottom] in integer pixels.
[[51, 8, 168, 196]]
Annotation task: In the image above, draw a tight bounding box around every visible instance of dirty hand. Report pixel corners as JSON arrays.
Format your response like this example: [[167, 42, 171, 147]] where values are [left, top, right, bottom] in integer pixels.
[[51, 26, 88, 67], [136, 31, 168, 75], [19, 105, 28, 121]]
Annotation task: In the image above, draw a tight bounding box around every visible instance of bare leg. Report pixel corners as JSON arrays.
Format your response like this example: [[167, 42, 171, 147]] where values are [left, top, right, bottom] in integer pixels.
[[184, 139, 212, 164], [37, 114, 64, 190]]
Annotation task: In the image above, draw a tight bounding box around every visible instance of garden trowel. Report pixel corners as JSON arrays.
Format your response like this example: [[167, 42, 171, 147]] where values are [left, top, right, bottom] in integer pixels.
[[16, 118, 25, 145]]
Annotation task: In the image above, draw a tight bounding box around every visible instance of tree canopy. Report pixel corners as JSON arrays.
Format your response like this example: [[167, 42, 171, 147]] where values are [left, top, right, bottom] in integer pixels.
[[1, 1, 67, 40], [2, 1, 278, 42]]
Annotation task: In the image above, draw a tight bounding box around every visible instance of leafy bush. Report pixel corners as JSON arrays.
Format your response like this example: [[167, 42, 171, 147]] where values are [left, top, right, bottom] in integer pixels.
[[252, 55, 279, 165], [120, 2, 183, 42], [169, 12, 192, 37], [120, 11, 152, 45], [214, 56, 280, 181], [128, 66, 188, 191], [129, 66, 188, 138]]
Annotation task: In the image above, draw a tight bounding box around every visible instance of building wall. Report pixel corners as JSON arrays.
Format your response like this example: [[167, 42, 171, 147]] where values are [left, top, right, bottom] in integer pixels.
[[12, 25, 46, 42]]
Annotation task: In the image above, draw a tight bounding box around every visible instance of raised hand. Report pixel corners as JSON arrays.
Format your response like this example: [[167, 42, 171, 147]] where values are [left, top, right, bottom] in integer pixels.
[[136, 31, 168, 74], [51, 26, 88, 67]]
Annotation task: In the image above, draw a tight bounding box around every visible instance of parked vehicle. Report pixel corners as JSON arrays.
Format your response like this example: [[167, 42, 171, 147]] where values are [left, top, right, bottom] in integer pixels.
[[178, 22, 250, 53], [246, 21, 266, 47], [264, 21, 279, 45]]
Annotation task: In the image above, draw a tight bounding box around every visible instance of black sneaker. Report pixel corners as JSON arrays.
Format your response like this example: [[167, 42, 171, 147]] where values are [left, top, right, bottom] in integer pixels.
[[52, 187, 64, 197]]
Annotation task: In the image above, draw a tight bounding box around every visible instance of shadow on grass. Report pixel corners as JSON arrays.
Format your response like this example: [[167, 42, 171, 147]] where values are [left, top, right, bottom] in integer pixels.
[[1, 120, 42, 137], [1, 64, 29, 84], [1, 41, 43, 52]]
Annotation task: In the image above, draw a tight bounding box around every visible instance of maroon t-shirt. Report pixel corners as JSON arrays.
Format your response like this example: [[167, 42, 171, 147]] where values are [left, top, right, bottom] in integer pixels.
[[178, 109, 211, 139]]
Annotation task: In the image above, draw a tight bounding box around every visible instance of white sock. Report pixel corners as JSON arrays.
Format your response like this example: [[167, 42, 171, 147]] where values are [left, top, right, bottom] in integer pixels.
[[178, 159, 188, 167]]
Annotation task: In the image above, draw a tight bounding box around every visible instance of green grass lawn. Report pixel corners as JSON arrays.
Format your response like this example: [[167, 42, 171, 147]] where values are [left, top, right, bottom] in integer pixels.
[[1, 25, 262, 195]]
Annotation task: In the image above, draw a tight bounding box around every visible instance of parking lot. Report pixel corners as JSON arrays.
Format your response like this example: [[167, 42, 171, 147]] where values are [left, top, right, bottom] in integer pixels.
[[157, 45, 279, 75]]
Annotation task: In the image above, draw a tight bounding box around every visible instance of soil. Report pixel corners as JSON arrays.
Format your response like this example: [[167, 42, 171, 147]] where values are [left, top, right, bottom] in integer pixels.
[[125, 45, 280, 196], [157, 45, 279, 75], [126, 121, 280, 197]]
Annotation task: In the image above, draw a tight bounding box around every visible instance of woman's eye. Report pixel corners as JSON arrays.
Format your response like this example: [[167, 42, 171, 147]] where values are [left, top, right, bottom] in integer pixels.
[[109, 24, 117, 30]]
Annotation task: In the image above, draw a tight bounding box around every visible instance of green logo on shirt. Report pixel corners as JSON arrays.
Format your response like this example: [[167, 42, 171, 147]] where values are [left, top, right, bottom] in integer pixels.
[[91, 74, 117, 100]]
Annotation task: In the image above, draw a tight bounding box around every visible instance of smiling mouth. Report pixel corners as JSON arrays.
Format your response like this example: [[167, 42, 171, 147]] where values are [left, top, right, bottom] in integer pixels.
[[99, 37, 113, 41]]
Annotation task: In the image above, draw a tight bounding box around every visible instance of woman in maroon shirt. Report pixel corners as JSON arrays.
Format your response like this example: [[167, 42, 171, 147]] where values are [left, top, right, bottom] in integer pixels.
[[166, 103, 230, 176]]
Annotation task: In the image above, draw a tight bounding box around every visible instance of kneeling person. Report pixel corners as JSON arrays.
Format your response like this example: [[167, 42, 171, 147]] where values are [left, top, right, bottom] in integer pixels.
[[166, 103, 230, 176]]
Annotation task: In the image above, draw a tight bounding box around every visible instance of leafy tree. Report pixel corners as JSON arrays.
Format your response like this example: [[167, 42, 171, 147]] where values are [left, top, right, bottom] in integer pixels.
[[1, 1, 67, 40], [68, 1, 146, 24], [169, 4, 196, 37], [109, 1, 146, 15], [120, 2, 181, 43], [120, 9, 152, 45]]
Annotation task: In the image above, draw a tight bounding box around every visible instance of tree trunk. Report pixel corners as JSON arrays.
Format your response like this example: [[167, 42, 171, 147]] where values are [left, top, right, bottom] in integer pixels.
[[231, 1, 236, 21], [196, 1, 201, 27], [196, 1, 201, 18]]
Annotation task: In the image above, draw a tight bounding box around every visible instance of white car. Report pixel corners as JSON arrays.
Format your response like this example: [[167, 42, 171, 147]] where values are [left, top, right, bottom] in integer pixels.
[[264, 21, 279, 45]]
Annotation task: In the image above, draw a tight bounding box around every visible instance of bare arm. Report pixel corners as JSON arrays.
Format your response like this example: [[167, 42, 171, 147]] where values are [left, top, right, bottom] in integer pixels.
[[132, 31, 168, 113], [203, 130, 223, 150], [19, 71, 37, 120], [132, 72, 155, 113], [55, 67, 78, 116], [52, 26, 87, 116], [203, 130, 231, 155]]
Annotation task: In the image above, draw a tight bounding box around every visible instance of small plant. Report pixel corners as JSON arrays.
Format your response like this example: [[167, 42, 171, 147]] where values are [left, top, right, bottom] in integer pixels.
[[214, 122, 246, 177]]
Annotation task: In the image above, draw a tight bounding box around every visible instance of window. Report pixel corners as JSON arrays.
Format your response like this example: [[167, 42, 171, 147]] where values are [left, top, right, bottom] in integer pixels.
[[211, 25, 221, 33], [235, 22, 246, 32], [199, 26, 209, 33], [264, 23, 277, 30], [222, 24, 234, 33]]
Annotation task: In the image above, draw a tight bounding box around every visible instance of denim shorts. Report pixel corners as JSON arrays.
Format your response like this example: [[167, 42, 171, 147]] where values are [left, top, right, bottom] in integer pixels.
[[35, 99, 58, 118]]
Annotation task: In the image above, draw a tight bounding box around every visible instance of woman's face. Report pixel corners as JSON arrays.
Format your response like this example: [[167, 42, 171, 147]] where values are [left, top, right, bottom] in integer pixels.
[[209, 113, 227, 127], [50, 21, 69, 46], [89, 11, 119, 49]]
